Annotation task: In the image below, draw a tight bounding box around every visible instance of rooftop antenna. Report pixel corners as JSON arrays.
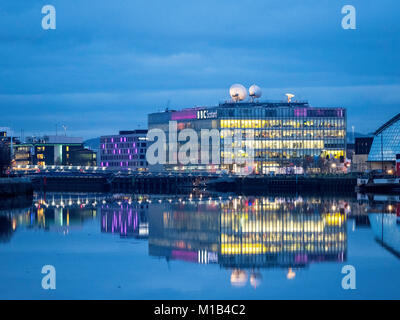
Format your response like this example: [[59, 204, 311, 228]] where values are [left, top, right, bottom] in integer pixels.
[[249, 84, 262, 102], [285, 93, 295, 103], [229, 84, 247, 103], [62, 125, 68, 136]]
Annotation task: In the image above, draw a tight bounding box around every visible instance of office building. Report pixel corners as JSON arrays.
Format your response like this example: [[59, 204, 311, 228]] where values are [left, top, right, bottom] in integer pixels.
[[13, 135, 95, 167], [68, 148, 97, 166], [148, 87, 346, 174], [99, 130, 148, 171], [0, 128, 20, 155]]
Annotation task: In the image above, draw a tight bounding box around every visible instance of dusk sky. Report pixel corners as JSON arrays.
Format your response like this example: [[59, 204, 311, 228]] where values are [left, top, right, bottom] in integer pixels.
[[1, 0, 399, 139]]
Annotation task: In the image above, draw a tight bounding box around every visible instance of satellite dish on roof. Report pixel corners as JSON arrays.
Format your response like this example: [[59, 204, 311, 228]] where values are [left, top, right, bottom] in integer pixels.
[[230, 84, 247, 102], [285, 93, 295, 103], [249, 84, 262, 101]]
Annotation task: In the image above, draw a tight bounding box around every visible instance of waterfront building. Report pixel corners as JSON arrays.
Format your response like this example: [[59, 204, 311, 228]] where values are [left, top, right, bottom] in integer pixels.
[[13, 135, 95, 167], [99, 130, 148, 171], [351, 137, 373, 173], [368, 113, 400, 173], [148, 93, 347, 174], [68, 148, 97, 166]]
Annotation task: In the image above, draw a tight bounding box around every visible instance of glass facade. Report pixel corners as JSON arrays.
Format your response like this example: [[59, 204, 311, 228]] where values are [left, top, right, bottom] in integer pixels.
[[368, 114, 400, 162], [148, 101, 346, 174]]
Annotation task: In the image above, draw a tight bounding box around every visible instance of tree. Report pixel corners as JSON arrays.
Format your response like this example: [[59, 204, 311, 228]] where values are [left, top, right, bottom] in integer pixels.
[[0, 142, 11, 177]]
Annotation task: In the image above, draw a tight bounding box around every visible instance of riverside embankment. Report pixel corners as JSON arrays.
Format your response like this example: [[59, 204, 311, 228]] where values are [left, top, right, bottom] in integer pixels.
[[0, 177, 33, 198], [207, 174, 357, 195], [27, 172, 358, 195]]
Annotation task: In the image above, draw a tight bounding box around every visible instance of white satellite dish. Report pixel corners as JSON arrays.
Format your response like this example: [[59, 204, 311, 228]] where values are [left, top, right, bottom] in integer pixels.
[[285, 93, 295, 103], [229, 84, 247, 102], [249, 84, 262, 101]]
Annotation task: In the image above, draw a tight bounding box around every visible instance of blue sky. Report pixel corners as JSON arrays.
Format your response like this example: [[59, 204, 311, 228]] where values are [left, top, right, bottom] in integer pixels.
[[0, 0, 399, 139]]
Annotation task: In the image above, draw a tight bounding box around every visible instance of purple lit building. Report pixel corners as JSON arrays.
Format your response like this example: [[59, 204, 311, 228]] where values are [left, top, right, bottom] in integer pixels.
[[99, 130, 148, 171]]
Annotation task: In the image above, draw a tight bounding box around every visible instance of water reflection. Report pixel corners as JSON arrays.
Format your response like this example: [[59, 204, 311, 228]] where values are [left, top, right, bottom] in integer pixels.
[[0, 215, 13, 243], [1, 192, 399, 289], [0, 193, 100, 236], [147, 197, 348, 285], [101, 201, 149, 238]]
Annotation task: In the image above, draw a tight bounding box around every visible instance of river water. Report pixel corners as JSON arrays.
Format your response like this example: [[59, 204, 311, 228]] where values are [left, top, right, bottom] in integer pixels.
[[0, 192, 399, 299]]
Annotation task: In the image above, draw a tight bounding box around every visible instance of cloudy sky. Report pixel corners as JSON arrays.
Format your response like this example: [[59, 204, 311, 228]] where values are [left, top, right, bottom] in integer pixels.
[[0, 1, 399, 139]]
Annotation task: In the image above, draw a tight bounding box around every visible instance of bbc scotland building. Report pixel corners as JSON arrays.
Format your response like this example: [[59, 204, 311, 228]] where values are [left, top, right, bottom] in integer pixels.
[[148, 86, 347, 175]]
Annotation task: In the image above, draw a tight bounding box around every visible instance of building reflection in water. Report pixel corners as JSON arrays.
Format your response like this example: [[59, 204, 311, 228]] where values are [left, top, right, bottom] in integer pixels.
[[0, 193, 100, 236], [101, 199, 149, 239], [147, 196, 348, 287], [365, 195, 400, 257], [3, 192, 399, 288]]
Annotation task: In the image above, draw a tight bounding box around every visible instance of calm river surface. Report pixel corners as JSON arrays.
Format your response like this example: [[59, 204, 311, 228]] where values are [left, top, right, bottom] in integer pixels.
[[0, 192, 399, 299]]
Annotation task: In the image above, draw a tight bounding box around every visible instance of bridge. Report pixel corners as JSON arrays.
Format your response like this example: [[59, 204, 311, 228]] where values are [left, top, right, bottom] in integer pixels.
[[21, 170, 217, 194], [10, 165, 358, 195]]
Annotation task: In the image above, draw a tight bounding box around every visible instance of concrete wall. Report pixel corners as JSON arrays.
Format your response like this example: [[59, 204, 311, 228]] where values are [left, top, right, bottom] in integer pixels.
[[0, 178, 33, 197]]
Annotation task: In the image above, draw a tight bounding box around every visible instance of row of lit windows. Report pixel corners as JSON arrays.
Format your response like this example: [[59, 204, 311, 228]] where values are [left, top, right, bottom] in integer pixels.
[[102, 161, 147, 167], [220, 129, 345, 139], [220, 242, 345, 255], [220, 119, 345, 129], [100, 137, 147, 143], [221, 149, 344, 160], [101, 154, 145, 160], [101, 149, 145, 155], [102, 142, 147, 149], [220, 140, 325, 150]]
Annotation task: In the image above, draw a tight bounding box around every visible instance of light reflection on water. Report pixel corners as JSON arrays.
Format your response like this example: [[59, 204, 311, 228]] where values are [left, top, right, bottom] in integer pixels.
[[0, 192, 399, 299]]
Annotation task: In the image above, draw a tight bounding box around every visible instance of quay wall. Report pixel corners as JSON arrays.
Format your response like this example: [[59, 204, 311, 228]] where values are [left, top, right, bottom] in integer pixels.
[[208, 175, 357, 195], [29, 173, 357, 195], [0, 178, 34, 198]]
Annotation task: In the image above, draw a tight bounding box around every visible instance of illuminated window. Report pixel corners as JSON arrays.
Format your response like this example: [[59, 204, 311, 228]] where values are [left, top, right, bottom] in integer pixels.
[[37, 154, 44, 159]]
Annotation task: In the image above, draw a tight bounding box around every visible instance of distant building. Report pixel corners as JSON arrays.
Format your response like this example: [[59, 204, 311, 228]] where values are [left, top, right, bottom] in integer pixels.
[[68, 148, 97, 166], [13, 135, 96, 167], [0, 128, 20, 154], [368, 113, 400, 173], [99, 130, 148, 171], [351, 137, 373, 172], [346, 142, 355, 160], [355, 137, 374, 155]]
